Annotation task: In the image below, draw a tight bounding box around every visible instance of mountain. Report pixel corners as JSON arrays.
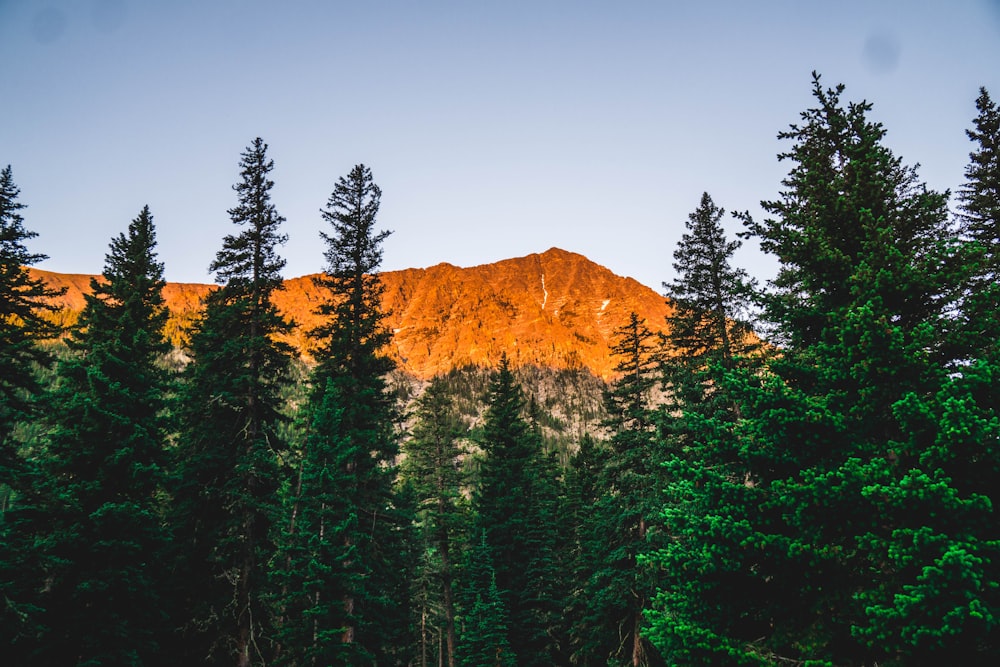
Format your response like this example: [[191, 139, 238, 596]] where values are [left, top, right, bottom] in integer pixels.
[[30, 247, 672, 380]]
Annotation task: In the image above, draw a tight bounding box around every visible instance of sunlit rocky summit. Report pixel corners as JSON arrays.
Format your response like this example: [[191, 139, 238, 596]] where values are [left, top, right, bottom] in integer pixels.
[[32, 247, 671, 380]]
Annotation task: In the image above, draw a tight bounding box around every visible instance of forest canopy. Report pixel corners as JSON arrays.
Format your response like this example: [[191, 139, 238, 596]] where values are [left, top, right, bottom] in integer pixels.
[[2, 75, 999, 666]]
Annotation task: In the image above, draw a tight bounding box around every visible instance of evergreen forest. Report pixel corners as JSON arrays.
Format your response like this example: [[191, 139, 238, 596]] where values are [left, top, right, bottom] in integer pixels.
[[2, 74, 999, 666]]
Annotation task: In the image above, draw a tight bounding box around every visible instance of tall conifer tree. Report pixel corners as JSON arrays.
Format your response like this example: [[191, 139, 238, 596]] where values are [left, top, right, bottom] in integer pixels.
[[648, 74, 979, 665], [273, 163, 412, 665], [580, 313, 666, 667], [172, 138, 293, 667], [473, 354, 564, 666], [0, 165, 63, 474], [646, 195, 764, 666], [957, 87, 1000, 356], [402, 378, 471, 667], [0, 165, 64, 651], [30, 206, 173, 665]]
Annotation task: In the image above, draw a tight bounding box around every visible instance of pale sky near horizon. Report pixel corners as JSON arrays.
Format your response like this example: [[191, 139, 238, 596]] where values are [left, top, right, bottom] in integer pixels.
[[3, 0, 1000, 292]]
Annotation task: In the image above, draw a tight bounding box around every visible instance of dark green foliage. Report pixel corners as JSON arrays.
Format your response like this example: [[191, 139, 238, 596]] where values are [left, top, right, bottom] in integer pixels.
[[274, 163, 414, 664], [171, 138, 293, 666], [562, 433, 617, 666], [663, 191, 758, 370], [473, 354, 566, 666], [402, 378, 472, 667], [958, 87, 1000, 273], [577, 313, 666, 667], [311, 163, 393, 380], [0, 165, 65, 653], [957, 88, 1000, 357], [457, 531, 516, 667], [271, 379, 367, 666], [0, 165, 63, 468], [23, 206, 173, 665]]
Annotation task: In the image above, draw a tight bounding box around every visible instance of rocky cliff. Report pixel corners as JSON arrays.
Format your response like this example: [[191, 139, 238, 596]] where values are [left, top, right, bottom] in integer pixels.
[[31, 247, 672, 380]]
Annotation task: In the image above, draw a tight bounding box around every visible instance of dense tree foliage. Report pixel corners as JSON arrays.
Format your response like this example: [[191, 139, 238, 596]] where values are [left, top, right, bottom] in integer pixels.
[[0, 165, 65, 654], [401, 378, 471, 667], [574, 313, 666, 666], [171, 138, 294, 666], [0, 165, 63, 471], [473, 354, 566, 666], [647, 74, 1000, 666], [3, 75, 999, 666], [30, 206, 173, 665], [273, 163, 414, 665]]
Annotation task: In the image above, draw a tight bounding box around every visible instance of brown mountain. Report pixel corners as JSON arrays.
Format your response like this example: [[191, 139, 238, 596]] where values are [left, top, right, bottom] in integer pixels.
[[30, 247, 672, 380]]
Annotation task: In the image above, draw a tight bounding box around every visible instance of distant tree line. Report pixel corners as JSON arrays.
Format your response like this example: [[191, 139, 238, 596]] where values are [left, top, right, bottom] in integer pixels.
[[1, 73, 998, 666]]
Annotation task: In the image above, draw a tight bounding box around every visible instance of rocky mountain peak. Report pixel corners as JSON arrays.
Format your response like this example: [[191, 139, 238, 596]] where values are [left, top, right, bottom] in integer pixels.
[[31, 247, 672, 380]]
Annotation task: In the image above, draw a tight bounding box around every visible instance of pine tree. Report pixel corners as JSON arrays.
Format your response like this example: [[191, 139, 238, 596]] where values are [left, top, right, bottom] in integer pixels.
[[171, 138, 293, 666], [473, 354, 564, 666], [273, 163, 412, 665], [0, 165, 64, 652], [457, 531, 516, 667], [29, 206, 173, 665], [646, 74, 978, 665], [271, 379, 364, 667], [581, 313, 666, 667], [401, 378, 471, 667], [0, 164, 63, 474], [562, 434, 612, 667], [664, 191, 758, 374], [956, 87, 1000, 356], [840, 85, 1000, 664], [645, 196, 765, 666]]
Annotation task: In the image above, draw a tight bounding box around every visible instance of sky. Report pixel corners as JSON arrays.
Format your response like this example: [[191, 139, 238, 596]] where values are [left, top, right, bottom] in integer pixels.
[[3, 0, 1000, 292]]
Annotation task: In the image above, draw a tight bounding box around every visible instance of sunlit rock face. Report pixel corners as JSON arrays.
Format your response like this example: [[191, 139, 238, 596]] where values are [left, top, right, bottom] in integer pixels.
[[31, 247, 672, 380]]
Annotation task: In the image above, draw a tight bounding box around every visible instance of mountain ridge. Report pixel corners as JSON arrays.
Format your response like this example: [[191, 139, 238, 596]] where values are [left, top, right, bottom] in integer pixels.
[[30, 247, 673, 380]]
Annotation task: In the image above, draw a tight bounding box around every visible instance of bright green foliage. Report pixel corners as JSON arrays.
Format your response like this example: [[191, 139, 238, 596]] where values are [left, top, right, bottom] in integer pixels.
[[646, 194, 763, 666], [401, 378, 471, 667], [275, 163, 413, 664], [457, 531, 516, 667], [473, 354, 566, 666], [25, 206, 173, 665], [741, 75, 963, 665], [646, 73, 988, 665], [171, 138, 293, 666]]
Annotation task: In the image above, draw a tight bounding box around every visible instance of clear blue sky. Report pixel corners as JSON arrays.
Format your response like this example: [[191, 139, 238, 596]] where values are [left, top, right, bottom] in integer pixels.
[[3, 0, 1000, 291]]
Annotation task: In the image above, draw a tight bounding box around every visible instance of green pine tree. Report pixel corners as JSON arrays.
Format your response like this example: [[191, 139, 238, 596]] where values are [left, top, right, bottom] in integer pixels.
[[171, 138, 293, 667], [473, 354, 565, 666], [401, 378, 471, 667], [271, 378, 365, 667], [956, 87, 1000, 357], [457, 531, 516, 667], [0, 164, 63, 475], [647, 73, 977, 666], [30, 206, 173, 666], [562, 433, 613, 666], [582, 313, 666, 667], [273, 163, 412, 665], [0, 165, 64, 653], [645, 195, 764, 666]]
